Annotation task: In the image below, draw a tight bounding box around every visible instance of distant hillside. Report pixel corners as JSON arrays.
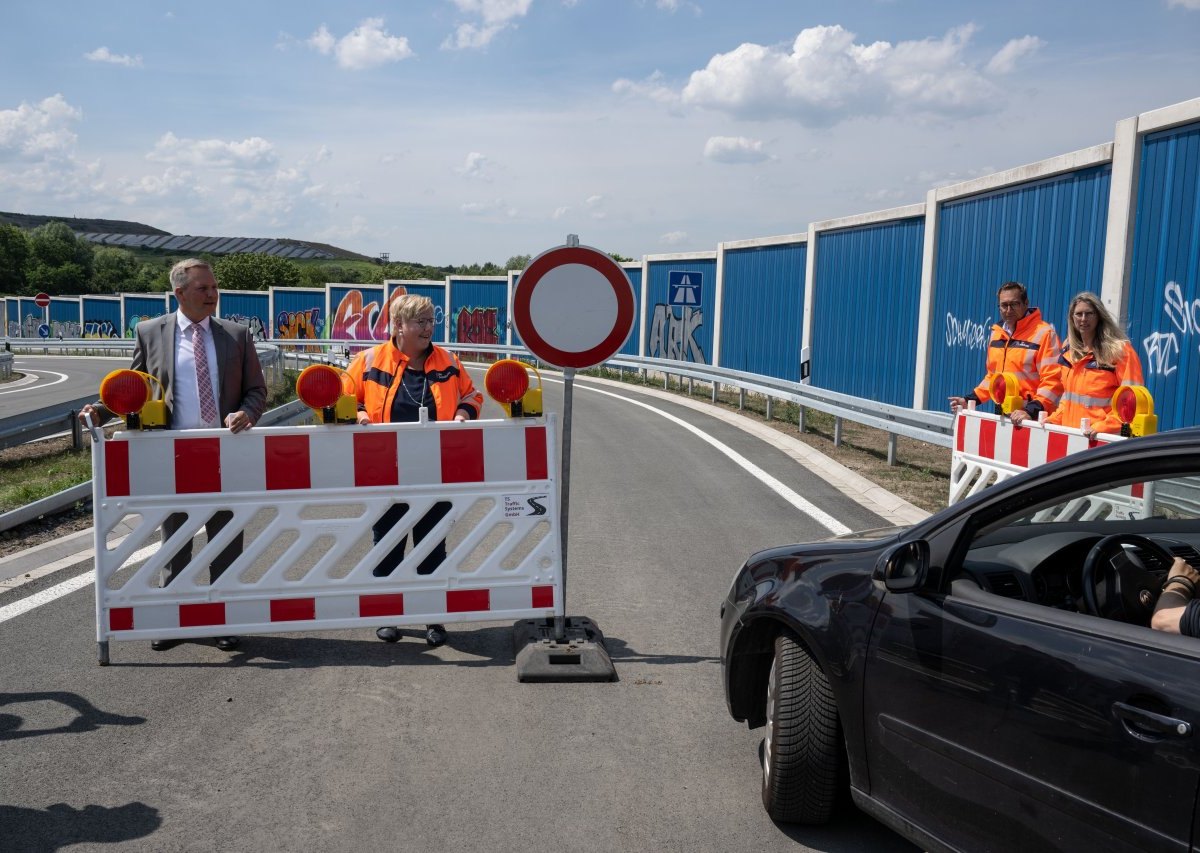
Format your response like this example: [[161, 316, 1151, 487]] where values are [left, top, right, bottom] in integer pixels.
[[0, 211, 169, 236]]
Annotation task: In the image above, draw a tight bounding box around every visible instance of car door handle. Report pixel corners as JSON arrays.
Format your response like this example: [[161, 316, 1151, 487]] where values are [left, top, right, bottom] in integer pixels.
[[1113, 701, 1192, 739]]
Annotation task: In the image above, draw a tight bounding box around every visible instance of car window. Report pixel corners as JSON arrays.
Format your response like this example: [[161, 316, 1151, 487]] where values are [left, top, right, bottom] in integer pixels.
[[1009, 473, 1200, 526]]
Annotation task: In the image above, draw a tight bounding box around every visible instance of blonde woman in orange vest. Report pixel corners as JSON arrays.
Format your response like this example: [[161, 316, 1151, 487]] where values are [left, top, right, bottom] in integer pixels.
[[1047, 292, 1144, 440], [345, 294, 483, 646]]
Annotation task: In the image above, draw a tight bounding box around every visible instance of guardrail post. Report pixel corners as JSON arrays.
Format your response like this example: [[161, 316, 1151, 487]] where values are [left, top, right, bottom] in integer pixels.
[[711, 382, 718, 404], [738, 388, 745, 410], [834, 416, 843, 447], [71, 410, 83, 450], [887, 432, 897, 466], [687, 377, 693, 396], [662, 372, 668, 390], [797, 406, 806, 433], [765, 397, 773, 421]]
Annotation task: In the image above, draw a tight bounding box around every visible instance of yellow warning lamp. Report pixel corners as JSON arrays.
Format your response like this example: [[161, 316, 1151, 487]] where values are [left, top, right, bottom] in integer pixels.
[[1114, 385, 1157, 437], [296, 364, 357, 424], [99, 369, 167, 430], [485, 359, 543, 418], [989, 372, 1022, 416]]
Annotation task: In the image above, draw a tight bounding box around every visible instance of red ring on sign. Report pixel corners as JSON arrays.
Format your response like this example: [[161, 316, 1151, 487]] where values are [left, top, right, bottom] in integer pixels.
[[513, 246, 635, 369]]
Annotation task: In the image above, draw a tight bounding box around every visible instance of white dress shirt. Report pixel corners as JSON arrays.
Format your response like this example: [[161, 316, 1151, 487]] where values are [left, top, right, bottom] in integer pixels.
[[173, 312, 221, 429]]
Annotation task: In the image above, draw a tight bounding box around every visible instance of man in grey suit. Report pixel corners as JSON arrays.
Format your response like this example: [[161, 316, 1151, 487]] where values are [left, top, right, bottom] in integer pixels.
[[81, 258, 267, 652]]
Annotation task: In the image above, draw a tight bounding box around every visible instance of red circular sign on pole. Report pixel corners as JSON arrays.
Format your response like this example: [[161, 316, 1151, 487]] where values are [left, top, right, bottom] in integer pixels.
[[513, 244, 635, 369], [34, 292, 51, 308]]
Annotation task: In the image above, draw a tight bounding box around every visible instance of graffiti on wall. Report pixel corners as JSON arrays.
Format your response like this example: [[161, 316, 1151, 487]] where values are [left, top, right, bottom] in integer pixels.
[[455, 306, 499, 345], [125, 315, 154, 337], [50, 320, 82, 338], [945, 313, 991, 349], [224, 314, 267, 341], [1142, 281, 1200, 378], [648, 304, 705, 362], [84, 320, 120, 339]]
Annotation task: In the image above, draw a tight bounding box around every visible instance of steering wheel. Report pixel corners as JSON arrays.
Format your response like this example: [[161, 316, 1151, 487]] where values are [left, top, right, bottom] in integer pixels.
[[1081, 534, 1176, 623]]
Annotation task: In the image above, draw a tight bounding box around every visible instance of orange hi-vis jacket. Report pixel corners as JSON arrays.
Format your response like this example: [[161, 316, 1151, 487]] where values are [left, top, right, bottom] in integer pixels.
[[970, 308, 1062, 416], [345, 339, 482, 423], [1047, 341, 1144, 435]]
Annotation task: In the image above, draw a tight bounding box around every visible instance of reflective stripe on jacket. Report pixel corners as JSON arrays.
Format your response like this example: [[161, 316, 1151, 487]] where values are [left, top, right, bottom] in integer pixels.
[[1046, 340, 1143, 435], [345, 339, 483, 423], [971, 307, 1063, 413]]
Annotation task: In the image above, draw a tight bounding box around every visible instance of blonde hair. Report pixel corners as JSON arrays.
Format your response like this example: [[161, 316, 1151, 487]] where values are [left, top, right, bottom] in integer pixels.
[[1064, 291, 1127, 366], [169, 259, 213, 292], [390, 294, 435, 334]]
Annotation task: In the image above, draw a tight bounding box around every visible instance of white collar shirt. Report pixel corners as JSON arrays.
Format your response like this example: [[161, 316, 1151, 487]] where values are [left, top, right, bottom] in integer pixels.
[[173, 312, 220, 429]]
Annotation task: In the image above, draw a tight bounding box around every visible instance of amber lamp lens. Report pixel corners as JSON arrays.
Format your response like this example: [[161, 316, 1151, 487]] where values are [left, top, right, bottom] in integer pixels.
[[485, 360, 530, 405], [99, 370, 150, 416], [296, 365, 344, 409]]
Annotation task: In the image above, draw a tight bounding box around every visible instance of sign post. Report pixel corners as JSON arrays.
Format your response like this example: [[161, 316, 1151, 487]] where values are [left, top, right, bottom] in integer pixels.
[[35, 292, 50, 336], [510, 235, 635, 679]]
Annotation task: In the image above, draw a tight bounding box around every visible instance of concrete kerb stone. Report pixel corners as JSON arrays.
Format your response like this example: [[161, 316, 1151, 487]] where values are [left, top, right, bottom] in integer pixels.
[[575, 373, 932, 527]]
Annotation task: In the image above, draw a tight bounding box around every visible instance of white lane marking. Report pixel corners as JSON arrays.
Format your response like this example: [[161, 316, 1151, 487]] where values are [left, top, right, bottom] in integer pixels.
[[0, 369, 69, 394], [551, 378, 852, 535], [0, 542, 158, 623]]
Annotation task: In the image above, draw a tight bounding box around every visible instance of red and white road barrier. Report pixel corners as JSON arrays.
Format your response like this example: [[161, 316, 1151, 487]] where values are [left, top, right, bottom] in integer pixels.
[[90, 417, 561, 661], [950, 409, 1151, 519]]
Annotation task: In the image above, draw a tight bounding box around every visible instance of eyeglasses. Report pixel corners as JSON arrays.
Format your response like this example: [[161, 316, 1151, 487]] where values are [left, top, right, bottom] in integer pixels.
[[998, 301, 1025, 311], [406, 318, 436, 328], [1072, 311, 1096, 320]]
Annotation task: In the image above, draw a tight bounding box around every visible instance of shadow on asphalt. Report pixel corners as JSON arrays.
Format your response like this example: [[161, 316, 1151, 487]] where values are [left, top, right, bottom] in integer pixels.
[[605, 635, 720, 665], [0, 691, 146, 742], [0, 802, 161, 852]]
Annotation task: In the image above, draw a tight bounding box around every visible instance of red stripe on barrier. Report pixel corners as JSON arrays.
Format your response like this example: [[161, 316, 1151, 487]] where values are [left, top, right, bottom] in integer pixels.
[[354, 431, 398, 487], [1010, 426, 1031, 468], [532, 585, 554, 609], [359, 593, 405, 617], [1047, 432, 1069, 462], [447, 589, 490, 613], [1132, 483, 1145, 499], [955, 415, 965, 452], [270, 598, 316, 622], [179, 602, 226, 627], [978, 419, 996, 460], [175, 437, 222, 493], [441, 429, 485, 483], [109, 607, 134, 631], [265, 434, 311, 490], [525, 427, 548, 480], [106, 441, 130, 497]]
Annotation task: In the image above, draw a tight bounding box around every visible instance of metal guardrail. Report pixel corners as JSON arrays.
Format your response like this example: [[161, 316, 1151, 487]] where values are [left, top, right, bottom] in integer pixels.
[[0, 394, 93, 451], [0, 351, 12, 380]]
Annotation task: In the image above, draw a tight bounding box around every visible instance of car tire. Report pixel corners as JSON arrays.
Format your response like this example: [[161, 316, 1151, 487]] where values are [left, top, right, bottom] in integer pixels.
[[761, 633, 841, 824]]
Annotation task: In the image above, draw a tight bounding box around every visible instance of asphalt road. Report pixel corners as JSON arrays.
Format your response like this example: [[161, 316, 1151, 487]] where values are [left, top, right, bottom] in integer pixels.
[[0, 354, 128, 416], [0, 373, 917, 853]]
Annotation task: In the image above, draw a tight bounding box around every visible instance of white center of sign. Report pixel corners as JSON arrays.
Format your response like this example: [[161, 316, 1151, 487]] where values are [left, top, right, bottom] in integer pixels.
[[528, 263, 619, 351]]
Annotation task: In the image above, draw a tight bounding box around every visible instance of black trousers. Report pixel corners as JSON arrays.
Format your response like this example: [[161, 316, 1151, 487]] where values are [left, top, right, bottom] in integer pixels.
[[162, 510, 241, 585], [372, 502, 452, 577]]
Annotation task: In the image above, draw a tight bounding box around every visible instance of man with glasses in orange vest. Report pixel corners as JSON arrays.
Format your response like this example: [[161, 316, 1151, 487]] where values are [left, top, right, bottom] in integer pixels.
[[948, 281, 1062, 426]]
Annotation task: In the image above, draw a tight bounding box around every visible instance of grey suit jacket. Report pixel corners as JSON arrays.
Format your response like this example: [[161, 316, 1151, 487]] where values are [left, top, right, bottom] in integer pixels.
[[131, 314, 268, 427]]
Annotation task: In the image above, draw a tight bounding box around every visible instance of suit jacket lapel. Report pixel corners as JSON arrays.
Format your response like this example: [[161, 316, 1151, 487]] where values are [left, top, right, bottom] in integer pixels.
[[210, 320, 230, 407], [161, 314, 177, 406]]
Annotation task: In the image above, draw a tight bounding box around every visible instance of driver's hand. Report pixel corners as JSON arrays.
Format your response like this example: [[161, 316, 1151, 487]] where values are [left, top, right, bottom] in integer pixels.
[[1167, 558, 1200, 587]]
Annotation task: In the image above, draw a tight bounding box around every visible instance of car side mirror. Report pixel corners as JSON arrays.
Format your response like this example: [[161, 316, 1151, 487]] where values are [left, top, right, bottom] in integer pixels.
[[880, 540, 929, 593]]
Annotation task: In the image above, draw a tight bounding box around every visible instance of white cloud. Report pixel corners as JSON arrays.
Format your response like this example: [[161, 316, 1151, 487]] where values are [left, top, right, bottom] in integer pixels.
[[552, 206, 570, 219], [84, 47, 143, 68], [586, 194, 604, 206], [655, 0, 701, 14], [462, 198, 517, 217], [1168, 0, 1200, 8], [674, 24, 1004, 125], [703, 135, 769, 164], [148, 132, 280, 169], [612, 71, 679, 106], [0, 94, 83, 159], [379, 153, 397, 164], [443, 0, 533, 49], [660, 230, 688, 245], [456, 151, 491, 177], [986, 35, 1044, 74], [308, 18, 413, 70]]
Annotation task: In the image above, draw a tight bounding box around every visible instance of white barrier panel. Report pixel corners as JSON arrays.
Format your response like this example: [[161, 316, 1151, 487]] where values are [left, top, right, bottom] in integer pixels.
[[950, 410, 1151, 519], [91, 416, 562, 652]]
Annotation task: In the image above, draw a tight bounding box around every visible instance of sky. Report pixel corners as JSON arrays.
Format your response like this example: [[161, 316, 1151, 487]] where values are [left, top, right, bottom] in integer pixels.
[[1, 1, 1198, 266]]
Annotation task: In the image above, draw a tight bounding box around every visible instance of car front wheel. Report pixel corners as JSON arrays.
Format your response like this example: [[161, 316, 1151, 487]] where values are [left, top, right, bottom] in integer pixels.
[[761, 633, 842, 824]]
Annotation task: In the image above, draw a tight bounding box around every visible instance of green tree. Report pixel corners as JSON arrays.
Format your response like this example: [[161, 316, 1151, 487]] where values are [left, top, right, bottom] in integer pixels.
[[213, 253, 302, 291], [504, 254, 531, 270], [25, 221, 94, 294], [0, 224, 30, 294], [92, 247, 141, 293]]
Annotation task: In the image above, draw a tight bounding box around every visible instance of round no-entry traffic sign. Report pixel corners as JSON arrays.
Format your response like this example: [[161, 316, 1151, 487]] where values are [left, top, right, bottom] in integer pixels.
[[513, 245, 635, 369], [34, 292, 51, 308]]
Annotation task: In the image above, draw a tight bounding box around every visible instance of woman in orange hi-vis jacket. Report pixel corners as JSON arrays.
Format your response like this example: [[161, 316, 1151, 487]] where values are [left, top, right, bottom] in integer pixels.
[[344, 293, 483, 647], [1047, 292, 1144, 440]]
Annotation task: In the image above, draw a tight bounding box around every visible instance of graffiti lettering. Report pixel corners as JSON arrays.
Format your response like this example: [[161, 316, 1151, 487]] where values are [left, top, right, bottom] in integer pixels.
[[1142, 331, 1179, 378], [224, 314, 266, 341], [277, 308, 321, 339], [50, 320, 82, 338], [648, 304, 704, 362], [1143, 280, 1200, 378], [83, 319, 119, 339], [456, 307, 499, 345], [125, 315, 151, 338], [1164, 280, 1200, 336], [945, 313, 990, 349]]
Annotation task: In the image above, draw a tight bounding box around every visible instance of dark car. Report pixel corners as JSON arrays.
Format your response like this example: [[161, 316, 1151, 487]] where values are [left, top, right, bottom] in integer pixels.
[[721, 426, 1200, 852]]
